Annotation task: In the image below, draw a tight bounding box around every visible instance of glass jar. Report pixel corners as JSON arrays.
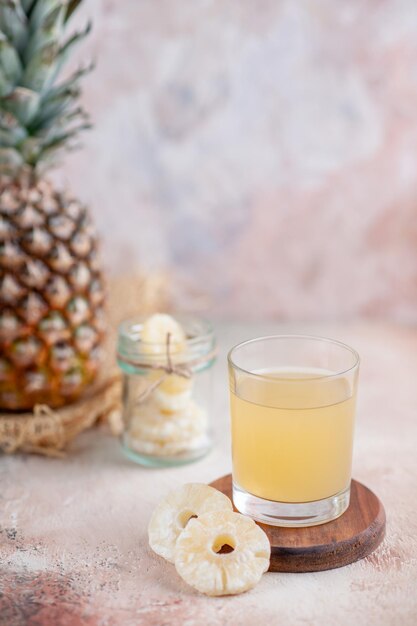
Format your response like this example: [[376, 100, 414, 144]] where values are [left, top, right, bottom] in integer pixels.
[[117, 315, 216, 467]]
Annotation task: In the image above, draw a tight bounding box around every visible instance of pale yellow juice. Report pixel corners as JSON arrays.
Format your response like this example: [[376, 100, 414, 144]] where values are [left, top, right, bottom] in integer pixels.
[[230, 368, 356, 503]]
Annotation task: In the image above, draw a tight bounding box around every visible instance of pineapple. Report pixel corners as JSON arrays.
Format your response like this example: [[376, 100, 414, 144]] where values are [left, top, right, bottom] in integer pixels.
[[175, 510, 270, 596], [148, 483, 233, 563], [0, 0, 105, 410]]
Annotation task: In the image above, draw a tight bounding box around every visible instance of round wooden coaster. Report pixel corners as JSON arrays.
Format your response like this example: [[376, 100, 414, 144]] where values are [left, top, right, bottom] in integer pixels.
[[209, 474, 386, 573]]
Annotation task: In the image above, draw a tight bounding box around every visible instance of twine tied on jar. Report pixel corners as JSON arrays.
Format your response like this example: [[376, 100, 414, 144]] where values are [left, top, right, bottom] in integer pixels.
[[117, 332, 218, 406]]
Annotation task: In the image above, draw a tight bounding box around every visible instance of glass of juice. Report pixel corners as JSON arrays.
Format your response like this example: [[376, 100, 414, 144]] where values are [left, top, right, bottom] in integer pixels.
[[228, 335, 360, 527]]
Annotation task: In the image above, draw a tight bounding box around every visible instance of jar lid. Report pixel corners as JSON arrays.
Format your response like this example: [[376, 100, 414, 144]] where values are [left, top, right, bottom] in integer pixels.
[[117, 315, 216, 374]]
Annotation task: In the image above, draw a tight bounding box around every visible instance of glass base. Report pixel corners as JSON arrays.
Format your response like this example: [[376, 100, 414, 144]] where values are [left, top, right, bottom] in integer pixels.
[[233, 481, 351, 527], [121, 438, 212, 468]]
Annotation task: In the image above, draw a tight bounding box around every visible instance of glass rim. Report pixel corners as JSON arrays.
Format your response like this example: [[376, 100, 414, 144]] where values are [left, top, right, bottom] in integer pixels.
[[117, 315, 216, 370], [227, 334, 360, 382], [118, 314, 214, 348]]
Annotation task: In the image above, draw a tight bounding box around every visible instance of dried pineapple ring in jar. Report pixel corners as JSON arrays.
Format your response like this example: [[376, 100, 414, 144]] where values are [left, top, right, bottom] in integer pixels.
[[141, 313, 186, 356], [127, 432, 210, 458], [129, 399, 207, 444]]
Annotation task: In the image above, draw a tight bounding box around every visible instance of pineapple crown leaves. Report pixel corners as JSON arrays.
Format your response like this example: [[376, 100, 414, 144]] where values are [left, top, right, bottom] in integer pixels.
[[0, 0, 92, 176]]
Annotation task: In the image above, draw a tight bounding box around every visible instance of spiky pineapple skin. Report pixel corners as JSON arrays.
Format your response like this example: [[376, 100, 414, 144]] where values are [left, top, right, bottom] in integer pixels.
[[0, 175, 105, 410]]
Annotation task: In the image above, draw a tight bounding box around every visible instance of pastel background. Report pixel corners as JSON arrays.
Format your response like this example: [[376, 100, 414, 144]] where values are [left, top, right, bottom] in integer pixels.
[[55, 0, 417, 321]]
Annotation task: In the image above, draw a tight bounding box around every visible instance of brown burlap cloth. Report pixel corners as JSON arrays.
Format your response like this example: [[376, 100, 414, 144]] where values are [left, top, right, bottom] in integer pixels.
[[0, 273, 170, 457]]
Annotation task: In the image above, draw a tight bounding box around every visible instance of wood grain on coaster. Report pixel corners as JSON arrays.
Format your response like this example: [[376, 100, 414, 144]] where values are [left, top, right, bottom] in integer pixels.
[[210, 475, 386, 573]]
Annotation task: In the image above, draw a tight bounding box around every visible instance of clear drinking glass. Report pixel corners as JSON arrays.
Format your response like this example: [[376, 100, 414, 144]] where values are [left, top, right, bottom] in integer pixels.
[[228, 335, 359, 527]]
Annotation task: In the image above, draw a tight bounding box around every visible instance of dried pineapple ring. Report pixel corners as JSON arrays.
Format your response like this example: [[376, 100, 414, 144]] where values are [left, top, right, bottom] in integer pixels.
[[153, 386, 193, 412], [158, 373, 192, 394], [148, 483, 233, 563], [141, 313, 186, 356], [127, 432, 210, 457], [147, 371, 194, 412], [175, 510, 270, 596], [129, 399, 207, 444]]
